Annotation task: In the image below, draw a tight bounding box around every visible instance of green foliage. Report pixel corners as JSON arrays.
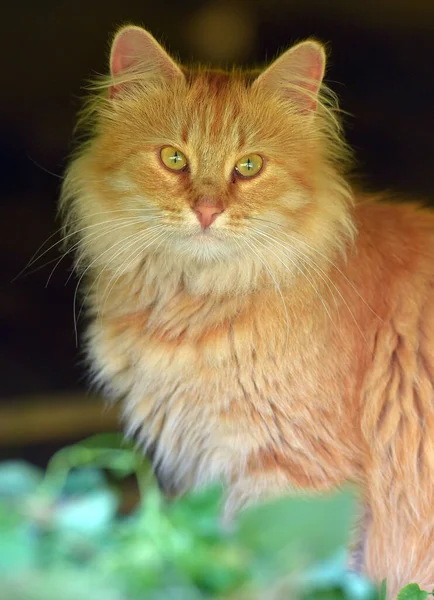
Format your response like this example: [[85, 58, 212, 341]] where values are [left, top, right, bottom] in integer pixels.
[[397, 584, 432, 600], [0, 434, 394, 599], [42, 433, 147, 490]]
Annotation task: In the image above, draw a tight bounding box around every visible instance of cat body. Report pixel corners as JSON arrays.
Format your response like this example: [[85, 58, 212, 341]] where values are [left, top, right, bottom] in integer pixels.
[[61, 26, 434, 596]]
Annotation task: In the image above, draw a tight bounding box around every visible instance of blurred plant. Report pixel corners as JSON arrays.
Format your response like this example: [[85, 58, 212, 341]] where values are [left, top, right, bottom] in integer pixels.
[[0, 434, 391, 599], [396, 584, 434, 600]]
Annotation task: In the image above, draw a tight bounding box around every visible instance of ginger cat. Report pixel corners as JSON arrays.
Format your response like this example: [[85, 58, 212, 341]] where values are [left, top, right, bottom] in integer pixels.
[[60, 25, 434, 597]]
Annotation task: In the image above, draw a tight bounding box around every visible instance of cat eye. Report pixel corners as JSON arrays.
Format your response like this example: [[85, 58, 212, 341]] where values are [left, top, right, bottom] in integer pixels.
[[234, 154, 263, 178], [160, 146, 188, 171]]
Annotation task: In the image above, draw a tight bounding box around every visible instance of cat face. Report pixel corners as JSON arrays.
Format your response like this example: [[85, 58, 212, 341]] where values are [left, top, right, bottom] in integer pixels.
[[63, 27, 353, 292]]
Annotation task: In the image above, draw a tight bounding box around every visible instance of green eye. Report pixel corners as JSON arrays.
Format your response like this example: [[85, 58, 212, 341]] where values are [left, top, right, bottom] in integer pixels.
[[235, 154, 263, 177], [160, 146, 188, 171]]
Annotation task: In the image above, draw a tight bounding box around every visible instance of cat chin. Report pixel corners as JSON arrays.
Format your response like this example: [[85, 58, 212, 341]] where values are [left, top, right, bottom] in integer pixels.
[[167, 234, 238, 264]]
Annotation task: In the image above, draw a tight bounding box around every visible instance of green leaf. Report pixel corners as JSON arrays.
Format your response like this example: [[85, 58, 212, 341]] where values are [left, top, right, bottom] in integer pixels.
[[397, 583, 429, 600], [41, 433, 151, 494], [379, 580, 387, 600], [238, 488, 356, 563]]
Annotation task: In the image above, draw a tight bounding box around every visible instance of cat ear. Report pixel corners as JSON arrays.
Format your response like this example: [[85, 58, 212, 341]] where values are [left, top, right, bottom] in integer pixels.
[[253, 40, 326, 112], [109, 26, 183, 97]]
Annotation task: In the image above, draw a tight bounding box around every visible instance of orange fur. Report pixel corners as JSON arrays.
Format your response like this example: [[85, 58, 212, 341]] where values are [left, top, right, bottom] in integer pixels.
[[60, 26, 434, 597]]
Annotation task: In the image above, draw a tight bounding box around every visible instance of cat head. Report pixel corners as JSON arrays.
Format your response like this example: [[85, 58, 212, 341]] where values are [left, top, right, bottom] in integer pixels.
[[61, 26, 354, 296]]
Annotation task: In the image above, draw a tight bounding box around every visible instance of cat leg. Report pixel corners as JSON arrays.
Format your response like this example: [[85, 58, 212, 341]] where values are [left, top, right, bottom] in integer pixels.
[[362, 506, 434, 599]]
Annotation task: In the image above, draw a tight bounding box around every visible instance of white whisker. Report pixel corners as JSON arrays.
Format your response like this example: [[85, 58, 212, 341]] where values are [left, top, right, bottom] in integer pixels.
[[249, 216, 382, 322], [98, 226, 168, 319], [63, 215, 161, 286], [71, 224, 162, 345], [250, 226, 370, 342], [15, 208, 161, 281], [248, 219, 369, 342], [250, 227, 339, 311], [249, 229, 333, 324], [75, 221, 164, 321], [239, 235, 290, 351], [46, 218, 151, 288], [80, 223, 165, 320]]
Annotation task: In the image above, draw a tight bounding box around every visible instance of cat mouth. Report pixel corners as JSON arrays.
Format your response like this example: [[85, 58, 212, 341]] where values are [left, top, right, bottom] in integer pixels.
[[170, 226, 235, 260], [187, 228, 224, 242]]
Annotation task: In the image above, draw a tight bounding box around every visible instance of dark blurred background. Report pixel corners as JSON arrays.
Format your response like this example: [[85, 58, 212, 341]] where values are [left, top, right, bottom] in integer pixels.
[[1, 0, 433, 465]]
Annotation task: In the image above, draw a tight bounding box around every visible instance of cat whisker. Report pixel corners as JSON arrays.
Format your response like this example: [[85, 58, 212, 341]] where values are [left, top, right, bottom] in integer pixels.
[[18, 255, 73, 279], [248, 229, 334, 325], [82, 223, 166, 321], [239, 234, 290, 351], [97, 225, 169, 321], [15, 212, 159, 281], [148, 228, 176, 263], [96, 230, 170, 325], [74, 221, 161, 308], [250, 226, 340, 314], [44, 217, 153, 288], [71, 223, 163, 345], [249, 222, 369, 342], [292, 247, 367, 343], [249, 216, 382, 322], [27, 155, 64, 180], [63, 216, 161, 286], [250, 226, 369, 343]]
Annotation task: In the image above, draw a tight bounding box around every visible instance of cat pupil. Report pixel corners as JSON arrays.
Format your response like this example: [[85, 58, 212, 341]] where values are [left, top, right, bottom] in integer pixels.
[[171, 151, 179, 164]]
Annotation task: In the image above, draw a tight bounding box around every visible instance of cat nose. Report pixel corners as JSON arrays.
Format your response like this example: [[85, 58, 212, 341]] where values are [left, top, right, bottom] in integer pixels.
[[194, 205, 224, 229]]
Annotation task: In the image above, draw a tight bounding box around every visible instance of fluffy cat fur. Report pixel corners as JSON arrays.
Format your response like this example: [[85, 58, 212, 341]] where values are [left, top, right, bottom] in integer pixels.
[[60, 25, 434, 597]]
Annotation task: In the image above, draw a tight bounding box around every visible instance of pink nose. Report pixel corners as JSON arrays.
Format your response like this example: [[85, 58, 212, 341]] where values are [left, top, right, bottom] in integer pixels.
[[194, 205, 224, 229]]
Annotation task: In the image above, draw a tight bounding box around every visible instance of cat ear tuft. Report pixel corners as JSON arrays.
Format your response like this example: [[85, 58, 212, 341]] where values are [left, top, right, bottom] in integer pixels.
[[109, 26, 183, 97], [253, 40, 326, 112]]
